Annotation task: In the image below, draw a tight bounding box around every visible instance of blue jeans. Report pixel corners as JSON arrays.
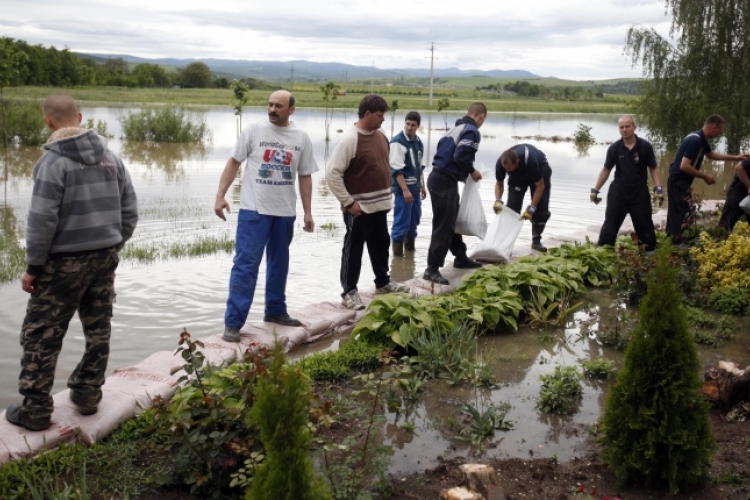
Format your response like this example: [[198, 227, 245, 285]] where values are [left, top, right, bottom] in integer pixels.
[[225, 210, 295, 328], [391, 189, 422, 242]]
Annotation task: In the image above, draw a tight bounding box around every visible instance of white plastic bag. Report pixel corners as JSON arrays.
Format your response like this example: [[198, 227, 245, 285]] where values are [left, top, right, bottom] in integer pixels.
[[455, 177, 487, 238], [740, 195, 750, 215], [470, 207, 524, 263]]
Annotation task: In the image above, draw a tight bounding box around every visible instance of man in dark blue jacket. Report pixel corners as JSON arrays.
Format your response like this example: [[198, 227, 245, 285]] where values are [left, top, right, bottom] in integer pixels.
[[423, 102, 486, 285]]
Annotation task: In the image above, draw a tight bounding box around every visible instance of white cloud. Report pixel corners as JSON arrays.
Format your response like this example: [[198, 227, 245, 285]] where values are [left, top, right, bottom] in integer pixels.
[[0, 0, 675, 79]]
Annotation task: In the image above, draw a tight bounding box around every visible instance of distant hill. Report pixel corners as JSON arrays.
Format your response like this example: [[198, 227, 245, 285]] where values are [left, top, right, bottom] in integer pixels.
[[75, 53, 540, 82]]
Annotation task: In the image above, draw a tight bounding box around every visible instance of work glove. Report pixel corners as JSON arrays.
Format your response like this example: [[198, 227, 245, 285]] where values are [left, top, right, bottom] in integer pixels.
[[590, 188, 602, 205], [520, 205, 536, 221], [493, 199, 504, 214], [653, 185, 664, 207]]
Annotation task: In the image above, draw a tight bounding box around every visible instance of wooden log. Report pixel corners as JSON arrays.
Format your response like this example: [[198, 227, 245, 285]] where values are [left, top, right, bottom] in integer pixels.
[[702, 361, 750, 411], [460, 463, 504, 500], [439, 487, 483, 500]]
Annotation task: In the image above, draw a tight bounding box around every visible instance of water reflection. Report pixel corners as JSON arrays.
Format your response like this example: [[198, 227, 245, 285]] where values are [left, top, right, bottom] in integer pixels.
[[120, 141, 212, 182]]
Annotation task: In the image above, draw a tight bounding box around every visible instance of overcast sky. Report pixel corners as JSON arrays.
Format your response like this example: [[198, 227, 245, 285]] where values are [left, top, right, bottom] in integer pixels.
[[2, 0, 673, 80]]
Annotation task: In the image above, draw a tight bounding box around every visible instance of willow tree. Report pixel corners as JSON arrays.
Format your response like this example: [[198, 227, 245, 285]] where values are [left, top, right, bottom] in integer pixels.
[[626, 0, 750, 153]]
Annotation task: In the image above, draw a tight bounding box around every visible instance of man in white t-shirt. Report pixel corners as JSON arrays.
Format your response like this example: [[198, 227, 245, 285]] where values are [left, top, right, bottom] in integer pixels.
[[214, 90, 317, 342]]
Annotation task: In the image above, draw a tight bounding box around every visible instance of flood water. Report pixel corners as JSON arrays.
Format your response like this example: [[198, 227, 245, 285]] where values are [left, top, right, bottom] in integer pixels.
[[1, 107, 746, 467]]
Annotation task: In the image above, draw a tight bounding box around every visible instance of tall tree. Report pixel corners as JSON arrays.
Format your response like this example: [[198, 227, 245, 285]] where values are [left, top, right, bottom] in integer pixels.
[[626, 0, 750, 153], [178, 62, 213, 88], [0, 38, 29, 148]]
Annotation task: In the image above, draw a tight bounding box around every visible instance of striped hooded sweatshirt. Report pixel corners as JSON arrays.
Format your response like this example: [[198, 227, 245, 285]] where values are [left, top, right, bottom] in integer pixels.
[[25, 127, 138, 275]]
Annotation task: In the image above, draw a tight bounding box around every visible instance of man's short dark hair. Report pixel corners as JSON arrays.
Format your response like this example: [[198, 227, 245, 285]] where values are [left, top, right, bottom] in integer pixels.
[[288, 94, 296, 108], [405, 111, 421, 125], [358, 94, 389, 118], [467, 102, 487, 116], [705, 114, 725, 127], [500, 149, 519, 165]]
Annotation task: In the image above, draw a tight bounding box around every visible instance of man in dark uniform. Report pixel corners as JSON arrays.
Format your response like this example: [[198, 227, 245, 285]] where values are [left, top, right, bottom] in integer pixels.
[[494, 143, 552, 252], [590, 115, 662, 251], [718, 159, 750, 231], [666, 114, 749, 241]]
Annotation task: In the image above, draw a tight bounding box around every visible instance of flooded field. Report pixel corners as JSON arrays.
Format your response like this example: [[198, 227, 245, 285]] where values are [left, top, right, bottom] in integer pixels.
[[0, 107, 745, 466]]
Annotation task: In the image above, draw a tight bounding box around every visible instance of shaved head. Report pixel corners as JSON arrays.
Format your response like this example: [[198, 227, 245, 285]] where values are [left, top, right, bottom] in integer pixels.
[[43, 94, 81, 129]]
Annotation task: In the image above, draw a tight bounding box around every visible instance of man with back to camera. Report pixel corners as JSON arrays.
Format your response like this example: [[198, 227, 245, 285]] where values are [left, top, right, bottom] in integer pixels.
[[326, 94, 410, 310], [215, 90, 316, 342], [422, 102, 486, 286], [666, 114, 750, 242], [5, 94, 138, 431], [494, 143, 552, 252], [590, 115, 661, 252], [718, 159, 750, 231], [390, 111, 426, 257]]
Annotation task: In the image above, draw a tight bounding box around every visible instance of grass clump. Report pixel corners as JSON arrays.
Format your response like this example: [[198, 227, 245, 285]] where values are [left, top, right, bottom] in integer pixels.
[[119, 105, 210, 142], [600, 242, 714, 494], [298, 338, 382, 381]]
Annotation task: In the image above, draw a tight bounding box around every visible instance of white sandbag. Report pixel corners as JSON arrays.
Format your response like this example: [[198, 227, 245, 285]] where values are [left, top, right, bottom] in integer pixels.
[[740, 195, 750, 214], [0, 409, 77, 459], [106, 367, 179, 409], [52, 389, 139, 445], [134, 350, 188, 378], [470, 208, 524, 263], [455, 176, 488, 239], [0, 441, 9, 465]]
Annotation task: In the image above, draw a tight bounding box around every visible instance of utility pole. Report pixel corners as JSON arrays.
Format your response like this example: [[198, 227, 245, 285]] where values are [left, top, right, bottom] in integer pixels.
[[428, 43, 435, 106], [344, 71, 348, 94], [371, 61, 375, 93], [290, 64, 295, 89]]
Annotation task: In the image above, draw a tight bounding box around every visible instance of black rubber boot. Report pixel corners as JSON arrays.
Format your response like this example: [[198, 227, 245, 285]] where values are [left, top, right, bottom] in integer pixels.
[[392, 240, 404, 257], [531, 223, 548, 252], [404, 239, 415, 252]]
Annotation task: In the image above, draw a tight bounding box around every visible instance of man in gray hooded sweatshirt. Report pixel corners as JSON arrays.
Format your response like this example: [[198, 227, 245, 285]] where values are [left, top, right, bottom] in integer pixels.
[[4, 94, 138, 431]]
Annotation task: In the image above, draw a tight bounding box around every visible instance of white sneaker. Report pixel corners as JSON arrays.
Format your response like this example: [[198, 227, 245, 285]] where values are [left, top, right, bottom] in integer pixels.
[[342, 291, 365, 310], [375, 280, 410, 294]]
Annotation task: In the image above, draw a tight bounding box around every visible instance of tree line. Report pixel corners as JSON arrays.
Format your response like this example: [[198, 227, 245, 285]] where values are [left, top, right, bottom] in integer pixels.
[[476, 80, 639, 100]]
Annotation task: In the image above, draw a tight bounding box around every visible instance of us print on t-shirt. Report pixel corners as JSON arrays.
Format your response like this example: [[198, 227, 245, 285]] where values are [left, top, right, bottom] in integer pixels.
[[258, 147, 295, 185]]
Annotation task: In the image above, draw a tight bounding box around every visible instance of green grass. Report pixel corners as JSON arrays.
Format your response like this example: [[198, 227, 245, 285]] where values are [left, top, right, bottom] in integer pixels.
[[0, 230, 26, 284], [120, 233, 235, 263], [3, 85, 634, 114]]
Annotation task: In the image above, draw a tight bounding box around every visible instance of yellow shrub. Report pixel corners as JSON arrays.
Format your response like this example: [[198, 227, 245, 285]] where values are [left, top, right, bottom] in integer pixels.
[[690, 221, 750, 290]]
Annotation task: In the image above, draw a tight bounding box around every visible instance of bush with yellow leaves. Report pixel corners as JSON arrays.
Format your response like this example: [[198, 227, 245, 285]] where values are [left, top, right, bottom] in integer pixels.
[[690, 221, 750, 290]]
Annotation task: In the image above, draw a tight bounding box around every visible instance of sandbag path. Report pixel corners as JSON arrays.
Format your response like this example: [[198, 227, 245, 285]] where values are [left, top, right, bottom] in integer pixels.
[[0, 203, 719, 464]]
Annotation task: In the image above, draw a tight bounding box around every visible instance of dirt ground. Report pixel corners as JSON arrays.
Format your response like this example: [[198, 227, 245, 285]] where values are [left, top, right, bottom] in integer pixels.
[[385, 412, 750, 500]]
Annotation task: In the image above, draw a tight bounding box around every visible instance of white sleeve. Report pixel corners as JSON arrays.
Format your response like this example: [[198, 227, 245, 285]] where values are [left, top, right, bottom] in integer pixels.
[[297, 133, 318, 176], [231, 124, 255, 163], [325, 129, 358, 207], [389, 143, 407, 172]]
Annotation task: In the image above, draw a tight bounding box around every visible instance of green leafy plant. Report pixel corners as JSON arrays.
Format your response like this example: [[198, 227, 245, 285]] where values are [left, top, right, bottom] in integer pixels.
[[320, 81, 340, 141], [120, 106, 210, 142], [537, 366, 583, 414], [459, 400, 514, 446], [85, 117, 112, 139], [708, 286, 750, 315], [298, 337, 382, 381], [600, 241, 715, 494], [437, 97, 450, 129], [581, 358, 616, 379], [231, 79, 249, 133]]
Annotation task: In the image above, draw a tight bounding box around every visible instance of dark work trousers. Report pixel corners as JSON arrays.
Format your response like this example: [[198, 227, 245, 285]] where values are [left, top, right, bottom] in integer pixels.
[[666, 175, 692, 240], [340, 209, 391, 296], [718, 178, 750, 231], [426, 170, 467, 269], [597, 182, 656, 251], [506, 163, 552, 243]]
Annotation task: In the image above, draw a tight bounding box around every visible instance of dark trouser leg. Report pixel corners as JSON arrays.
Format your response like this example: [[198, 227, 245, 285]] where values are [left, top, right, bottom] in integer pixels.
[[505, 183, 527, 214], [341, 210, 369, 295], [719, 180, 748, 231], [530, 164, 552, 243], [390, 193, 411, 242], [629, 186, 656, 251], [365, 210, 391, 288], [598, 184, 629, 247], [666, 176, 691, 240], [264, 215, 295, 316], [69, 248, 119, 409], [18, 253, 96, 419], [426, 171, 463, 269]]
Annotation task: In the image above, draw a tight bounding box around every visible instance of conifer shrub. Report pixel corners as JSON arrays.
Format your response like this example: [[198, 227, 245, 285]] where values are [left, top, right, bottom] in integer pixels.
[[246, 345, 331, 500], [599, 241, 715, 494]]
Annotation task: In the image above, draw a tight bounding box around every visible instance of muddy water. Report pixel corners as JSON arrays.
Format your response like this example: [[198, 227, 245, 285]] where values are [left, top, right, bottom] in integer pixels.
[[0, 107, 745, 466]]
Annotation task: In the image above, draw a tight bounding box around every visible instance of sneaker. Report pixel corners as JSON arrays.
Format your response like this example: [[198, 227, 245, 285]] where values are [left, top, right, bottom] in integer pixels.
[[423, 267, 449, 285], [5, 403, 51, 431], [453, 257, 482, 269], [375, 280, 410, 294], [531, 241, 548, 252], [263, 313, 302, 327], [223, 325, 241, 342], [341, 291, 365, 310], [69, 392, 98, 416]]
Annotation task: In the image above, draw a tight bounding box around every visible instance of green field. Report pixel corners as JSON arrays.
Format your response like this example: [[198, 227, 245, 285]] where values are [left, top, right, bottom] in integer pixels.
[[3, 85, 635, 114]]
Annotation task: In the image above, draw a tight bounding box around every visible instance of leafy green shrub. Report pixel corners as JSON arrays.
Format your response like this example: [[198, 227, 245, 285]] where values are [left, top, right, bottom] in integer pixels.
[[406, 318, 479, 383], [119, 106, 210, 142], [150, 330, 264, 499], [246, 346, 331, 500], [298, 338, 382, 381], [547, 241, 615, 286], [600, 242, 714, 494], [685, 306, 716, 328], [84, 117, 113, 139], [581, 358, 615, 379], [572, 123, 595, 145], [5, 100, 47, 146], [536, 366, 583, 414], [690, 221, 750, 290], [708, 286, 750, 315], [612, 237, 656, 304]]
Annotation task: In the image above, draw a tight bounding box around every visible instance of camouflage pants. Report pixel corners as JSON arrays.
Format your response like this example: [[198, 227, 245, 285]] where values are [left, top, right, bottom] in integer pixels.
[[18, 247, 119, 419]]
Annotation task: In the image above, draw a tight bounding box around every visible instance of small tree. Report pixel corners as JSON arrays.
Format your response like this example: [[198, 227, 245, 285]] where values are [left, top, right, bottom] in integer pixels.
[[320, 81, 340, 141], [389, 99, 399, 138], [0, 38, 29, 149], [246, 345, 331, 500], [437, 98, 450, 130], [231, 79, 249, 138], [599, 241, 715, 494]]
